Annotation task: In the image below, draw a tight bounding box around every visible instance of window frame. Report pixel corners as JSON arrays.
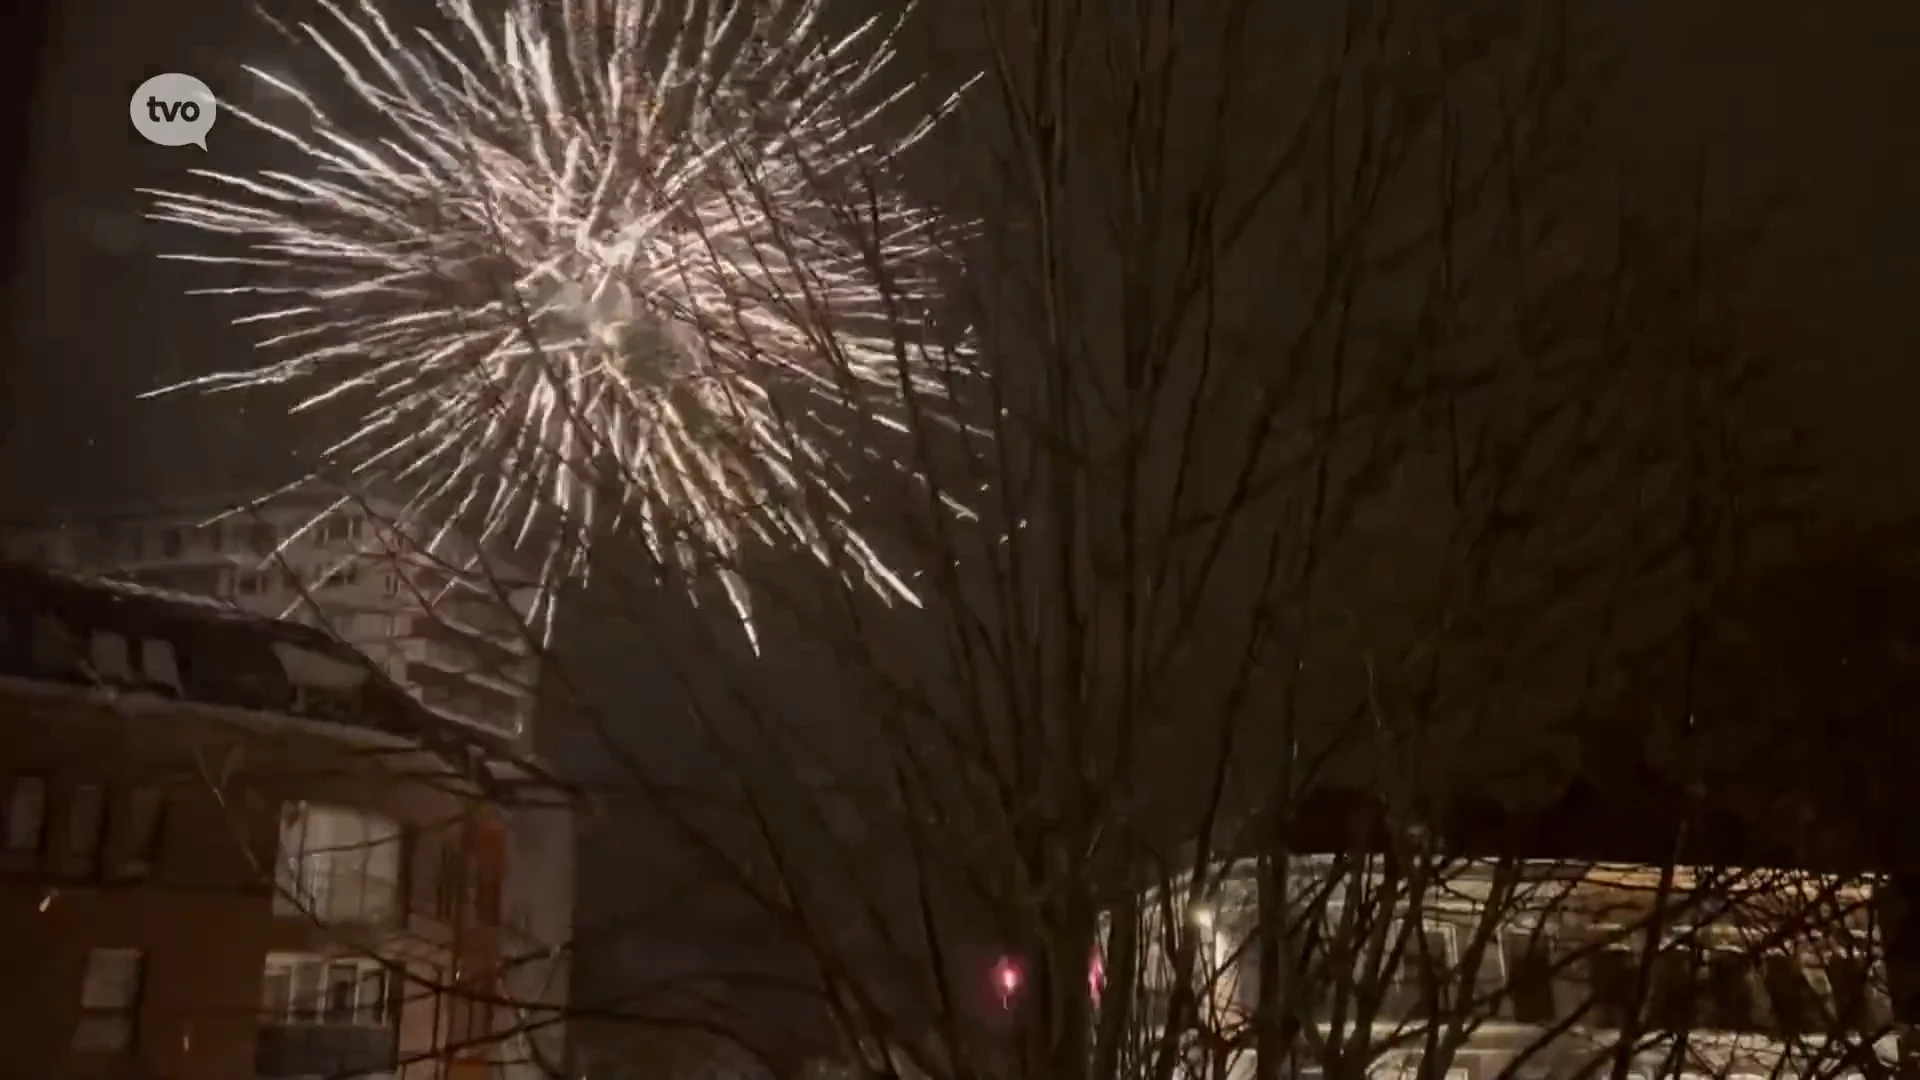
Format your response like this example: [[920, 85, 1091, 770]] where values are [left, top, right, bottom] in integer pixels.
[[2, 774, 48, 863], [55, 782, 108, 879], [1499, 919, 1560, 1025], [273, 802, 406, 925], [260, 952, 394, 1030], [72, 947, 145, 1053], [105, 786, 166, 881]]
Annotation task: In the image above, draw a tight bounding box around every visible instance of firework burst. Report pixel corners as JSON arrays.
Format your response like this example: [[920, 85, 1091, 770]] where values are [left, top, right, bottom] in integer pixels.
[[142, 0, 978, 649]]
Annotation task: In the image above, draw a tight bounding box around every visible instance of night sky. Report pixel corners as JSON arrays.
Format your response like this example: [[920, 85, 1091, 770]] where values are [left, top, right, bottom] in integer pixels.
[[4, 0, 1920, 518], [0, 0, 1913, 519]]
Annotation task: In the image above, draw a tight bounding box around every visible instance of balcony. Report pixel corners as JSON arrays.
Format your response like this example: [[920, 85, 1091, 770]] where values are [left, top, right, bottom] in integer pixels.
[[255, 1022, 397, 1078]]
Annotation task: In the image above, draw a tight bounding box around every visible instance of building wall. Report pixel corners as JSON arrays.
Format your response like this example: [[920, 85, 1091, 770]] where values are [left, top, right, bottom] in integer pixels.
[[0, 495, 542, 741], [0, 680, 518, 1080], [1, 496, 580, 1069], [1118, 857, 1893, 1080]]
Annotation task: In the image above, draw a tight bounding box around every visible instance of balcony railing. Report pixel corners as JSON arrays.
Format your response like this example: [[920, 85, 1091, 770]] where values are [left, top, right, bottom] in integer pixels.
[[255, 1022, 397, 1078]]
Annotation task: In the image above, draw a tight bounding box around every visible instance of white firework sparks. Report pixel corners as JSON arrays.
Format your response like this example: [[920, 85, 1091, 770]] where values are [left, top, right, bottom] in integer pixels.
[[141, 0, 978, 649]]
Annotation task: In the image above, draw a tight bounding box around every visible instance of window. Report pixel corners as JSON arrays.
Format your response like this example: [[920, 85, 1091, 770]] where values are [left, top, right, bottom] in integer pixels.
[[56, 784, 107, 878], [31, 615, 78, 672], [88, 632, 133, 684], [1589, 943, 1636, 1030], [1701, 947, 1762, 1031], [3, 776, 47, 862], [72, 948, 144, 1052], [319, 563, 361, 588], [1502, 927, 1558, 1024], [317, 516, 364, 545], [249, 521, 278, 552], [1646, 941, 1698, 1030], [137, 638, 182, 695], [1763, 953, 1815, 1035], [1385, 921, 1455, 1018], [160, 527, 184, 557], [275, 804, 404, 923], [262, 954, 392, 1026], [106, 788, 166, 880]]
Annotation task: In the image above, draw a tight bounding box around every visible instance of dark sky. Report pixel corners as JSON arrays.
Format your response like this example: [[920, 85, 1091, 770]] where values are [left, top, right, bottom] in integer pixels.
[[4, 0, 1919, 516]]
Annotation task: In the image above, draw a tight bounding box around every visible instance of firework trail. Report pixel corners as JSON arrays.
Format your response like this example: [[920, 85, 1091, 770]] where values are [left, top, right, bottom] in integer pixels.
[[141, 0, 977, 649]]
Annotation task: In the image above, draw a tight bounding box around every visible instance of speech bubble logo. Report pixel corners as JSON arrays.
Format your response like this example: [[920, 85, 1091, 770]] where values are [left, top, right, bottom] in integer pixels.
[[130, 73, 218, 150]]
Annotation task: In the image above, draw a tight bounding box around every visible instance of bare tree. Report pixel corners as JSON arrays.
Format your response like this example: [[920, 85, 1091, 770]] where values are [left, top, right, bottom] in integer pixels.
[[109, 0, 1906, 1078], [514, 1, 1885, 1079]]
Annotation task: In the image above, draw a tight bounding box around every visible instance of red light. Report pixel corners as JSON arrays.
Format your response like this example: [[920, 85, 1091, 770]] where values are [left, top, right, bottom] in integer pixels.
[[994, 957, 1020, 991], [991, 955, 1022, 1009]]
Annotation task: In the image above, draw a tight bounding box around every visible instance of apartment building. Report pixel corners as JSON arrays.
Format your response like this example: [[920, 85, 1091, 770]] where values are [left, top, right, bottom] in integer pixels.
[[0, 560, 569, 1079], [1117, 855, 1895, 1080], [0, 491, 542, 742]]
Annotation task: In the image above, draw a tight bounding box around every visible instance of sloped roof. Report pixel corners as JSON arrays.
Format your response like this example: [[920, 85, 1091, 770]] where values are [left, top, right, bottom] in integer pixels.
[[0, 558, 534, 786]]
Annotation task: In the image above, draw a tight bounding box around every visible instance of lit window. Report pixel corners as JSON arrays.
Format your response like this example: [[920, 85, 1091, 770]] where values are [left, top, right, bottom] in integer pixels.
[[72, 948, 144, 1052], [57, 784, 107, 878], [3, 776, 47, 859], [274, 804, 404, 924], [260, 953, 391, 1028]]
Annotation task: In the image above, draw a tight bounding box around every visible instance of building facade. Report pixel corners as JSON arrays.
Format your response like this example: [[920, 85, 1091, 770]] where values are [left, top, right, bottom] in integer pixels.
[[1118, 855, 1894, 1080], [0, 562, 567, 1079], [0, 491, 542, 742]]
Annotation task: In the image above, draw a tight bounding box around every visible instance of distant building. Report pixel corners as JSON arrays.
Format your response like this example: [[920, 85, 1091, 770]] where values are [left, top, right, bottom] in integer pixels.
[[0, 490, 542, 742], [0, 561, 570, 1079], [1113, 854, 1894, 1080]]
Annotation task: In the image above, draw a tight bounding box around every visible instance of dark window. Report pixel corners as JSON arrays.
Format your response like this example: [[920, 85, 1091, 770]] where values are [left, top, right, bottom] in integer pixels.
[[1647, 950, 1696, 1030], [30, 615, 80, 677], [1827, 955, 1888, 1032], [1394, 924, 1453, 1018], [106, 788, 166, 880], [1763, 954, 1814, 1035], [3, 776, 47, 861], [1589, 948, 1635, 1030], [1703, 949, 1760, 1031], [56, 784, 107, 878], [1503, 930, 1557, 1024]]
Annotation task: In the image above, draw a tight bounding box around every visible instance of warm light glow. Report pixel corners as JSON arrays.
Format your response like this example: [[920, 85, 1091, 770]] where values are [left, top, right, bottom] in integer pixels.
[[1190, 901, 1215, 930]]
